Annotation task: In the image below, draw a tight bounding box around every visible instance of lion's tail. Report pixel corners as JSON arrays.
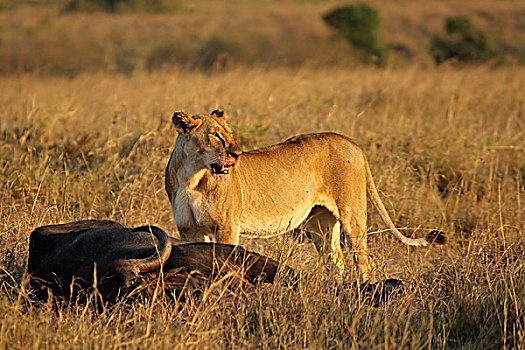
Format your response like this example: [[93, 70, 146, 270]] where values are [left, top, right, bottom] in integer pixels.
[[364, 158, 446, 247]]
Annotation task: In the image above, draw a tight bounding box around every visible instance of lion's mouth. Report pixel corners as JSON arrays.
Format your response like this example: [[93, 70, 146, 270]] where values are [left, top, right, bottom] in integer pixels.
[[210, 160, 237, 182], [210, 163, 233, 175]]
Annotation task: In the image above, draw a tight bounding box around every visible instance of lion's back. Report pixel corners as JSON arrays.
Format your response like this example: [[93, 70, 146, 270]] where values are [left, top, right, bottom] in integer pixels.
[[241, 132, 365, 170]]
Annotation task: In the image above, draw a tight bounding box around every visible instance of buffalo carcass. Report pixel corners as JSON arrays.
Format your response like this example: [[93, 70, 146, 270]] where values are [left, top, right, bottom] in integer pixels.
[[28, 220, 290, 303]]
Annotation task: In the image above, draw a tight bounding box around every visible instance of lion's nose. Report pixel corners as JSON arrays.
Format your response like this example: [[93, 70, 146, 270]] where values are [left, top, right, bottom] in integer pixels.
[[229, 145, 242, 160], [230, 150, 240, 160]]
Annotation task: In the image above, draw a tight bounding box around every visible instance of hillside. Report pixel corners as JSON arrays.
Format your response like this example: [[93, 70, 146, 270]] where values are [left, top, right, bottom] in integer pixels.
[[0, 0, 523, 74]]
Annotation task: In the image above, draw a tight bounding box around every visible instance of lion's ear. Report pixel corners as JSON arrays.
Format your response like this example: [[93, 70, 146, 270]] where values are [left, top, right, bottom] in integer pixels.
[[210, 109, 226, 119], [172, 111, 202, 135]]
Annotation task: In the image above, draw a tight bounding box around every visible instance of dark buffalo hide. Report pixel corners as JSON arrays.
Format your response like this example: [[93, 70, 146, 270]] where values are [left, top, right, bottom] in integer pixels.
[[28, 220, 290, 304]]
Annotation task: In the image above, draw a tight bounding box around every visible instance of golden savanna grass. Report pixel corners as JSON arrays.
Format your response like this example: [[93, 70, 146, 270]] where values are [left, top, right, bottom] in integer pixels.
[[1, 65, 524, 349], [0, 0, 524, 348], [1, 0, 524, 74]]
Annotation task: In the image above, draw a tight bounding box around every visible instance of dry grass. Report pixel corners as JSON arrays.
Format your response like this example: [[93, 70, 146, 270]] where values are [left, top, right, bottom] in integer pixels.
[[0, 0, 524, 74], [0, 1, 524, 348], [0, 65, 524, 348]]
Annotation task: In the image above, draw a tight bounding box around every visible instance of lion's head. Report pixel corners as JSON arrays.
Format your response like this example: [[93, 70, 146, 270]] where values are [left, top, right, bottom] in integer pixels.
[[172, 109, 242, 182]]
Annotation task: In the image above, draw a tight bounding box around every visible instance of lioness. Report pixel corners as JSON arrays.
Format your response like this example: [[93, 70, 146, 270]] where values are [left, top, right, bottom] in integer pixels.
[[165, 109, 445, 280]]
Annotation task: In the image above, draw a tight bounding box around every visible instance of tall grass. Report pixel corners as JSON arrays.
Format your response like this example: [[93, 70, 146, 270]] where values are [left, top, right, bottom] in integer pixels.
[[0, 65, 523, 348], [0, 0, 523, 75]]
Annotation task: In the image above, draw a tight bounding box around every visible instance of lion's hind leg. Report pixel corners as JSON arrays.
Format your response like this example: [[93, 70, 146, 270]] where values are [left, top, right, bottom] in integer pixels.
[[303, 206, 345, 273], [341, 211, 373, 282]]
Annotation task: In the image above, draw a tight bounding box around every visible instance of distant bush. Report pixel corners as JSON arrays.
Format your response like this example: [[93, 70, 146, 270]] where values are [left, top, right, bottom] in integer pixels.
[[431, 16, 494, 64], [64, 0, 167, 13], [64, 0, 125, 12], [323, 3, 386, 66]]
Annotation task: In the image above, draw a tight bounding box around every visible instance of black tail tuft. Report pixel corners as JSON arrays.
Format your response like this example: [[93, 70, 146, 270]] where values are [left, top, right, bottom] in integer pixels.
[[425, 230, 447, 245]]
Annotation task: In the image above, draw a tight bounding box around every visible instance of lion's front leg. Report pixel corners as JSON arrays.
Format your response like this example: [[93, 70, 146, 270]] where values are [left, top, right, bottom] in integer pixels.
[[215, 225, 240, 246], [179, 227, 215, 242]]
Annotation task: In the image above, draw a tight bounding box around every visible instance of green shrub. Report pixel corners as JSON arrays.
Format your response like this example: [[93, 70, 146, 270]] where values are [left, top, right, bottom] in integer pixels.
[[431, 16, 494, 64], [64, 0, 128, 12], [323, 3, 386, 66], [64, 0, 166, 13]]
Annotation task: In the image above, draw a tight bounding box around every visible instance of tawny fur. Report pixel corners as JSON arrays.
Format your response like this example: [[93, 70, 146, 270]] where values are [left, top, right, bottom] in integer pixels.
[[166, 110, 445, 280]]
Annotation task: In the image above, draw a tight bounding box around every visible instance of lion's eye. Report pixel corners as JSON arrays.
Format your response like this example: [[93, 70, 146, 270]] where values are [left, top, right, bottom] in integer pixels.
[[210, 132, 225, 143], [210, 132, 227, 147]]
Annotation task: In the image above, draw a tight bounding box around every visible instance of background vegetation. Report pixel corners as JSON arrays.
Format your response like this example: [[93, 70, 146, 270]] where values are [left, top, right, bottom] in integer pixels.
[[0, 0, 524, 349], [323, 3, 386, 66], [431, 16, 495, 65], [0, 0, 524, 74]]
